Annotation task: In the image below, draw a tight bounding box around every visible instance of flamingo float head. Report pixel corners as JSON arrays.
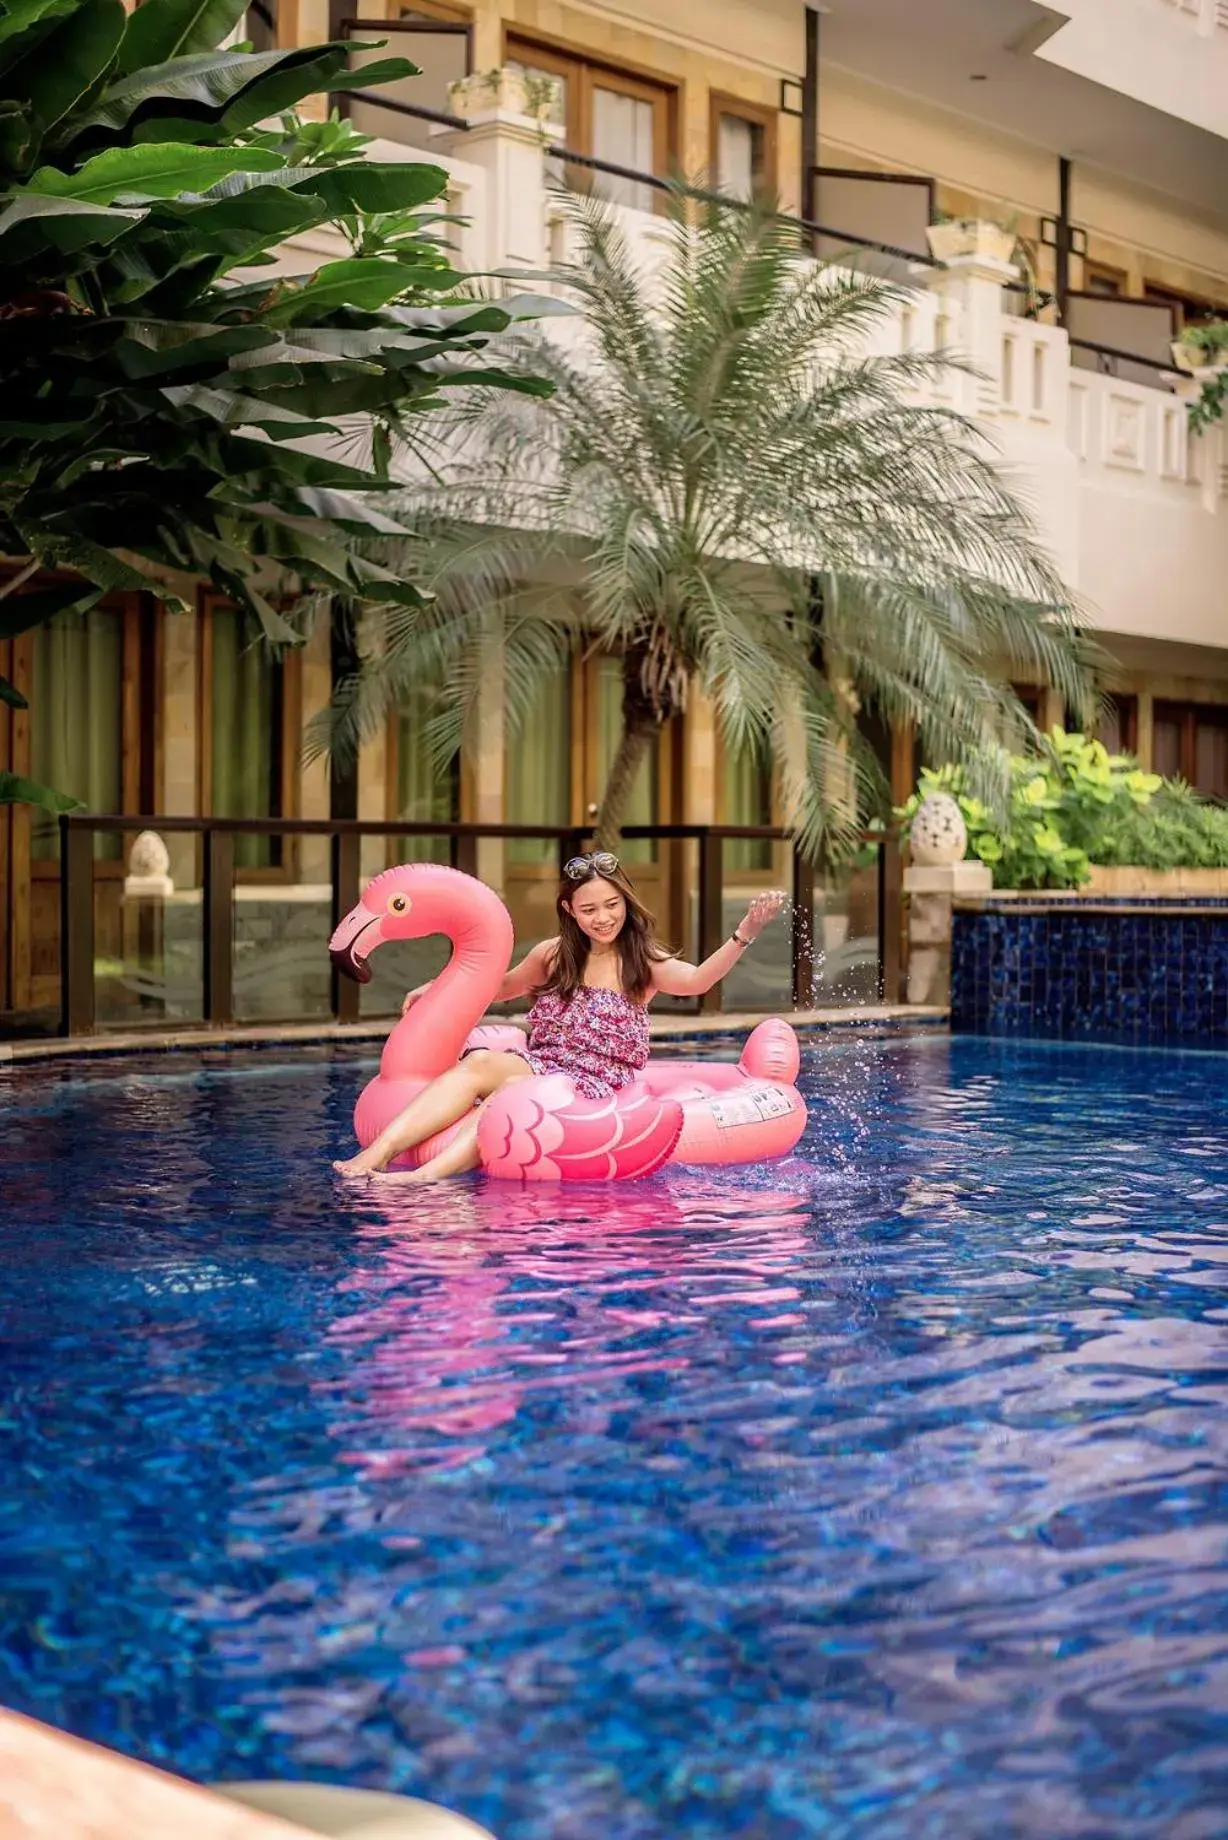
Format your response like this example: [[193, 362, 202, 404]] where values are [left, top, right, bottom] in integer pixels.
[[329, 861, 512, 985]]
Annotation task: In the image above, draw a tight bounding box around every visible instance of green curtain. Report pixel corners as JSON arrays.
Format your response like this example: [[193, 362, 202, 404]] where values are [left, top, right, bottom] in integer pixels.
[[30, 608, 123, 861], [723, 736, 773, 872], [396, 675, 457, 862], [211, 606, 280, 870], [595, 655, 657, 863], [507, 658, 571, 864]]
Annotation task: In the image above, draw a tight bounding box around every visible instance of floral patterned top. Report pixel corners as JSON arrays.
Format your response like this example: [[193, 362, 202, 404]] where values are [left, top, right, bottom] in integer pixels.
[[523, 985, 650, 1100]]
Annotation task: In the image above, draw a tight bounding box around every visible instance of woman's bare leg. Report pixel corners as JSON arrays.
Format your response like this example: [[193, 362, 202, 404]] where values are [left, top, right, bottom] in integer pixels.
[[333, 1051, 529, 1177], [372, 1112, 483, 1186]]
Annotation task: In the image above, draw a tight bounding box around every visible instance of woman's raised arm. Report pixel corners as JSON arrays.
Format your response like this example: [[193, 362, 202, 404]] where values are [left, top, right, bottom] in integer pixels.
[[651, 891, 787, 999]]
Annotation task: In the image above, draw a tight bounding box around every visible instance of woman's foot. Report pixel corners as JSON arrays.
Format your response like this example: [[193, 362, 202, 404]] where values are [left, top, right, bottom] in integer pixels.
[[333, 1152, 383, 1178]]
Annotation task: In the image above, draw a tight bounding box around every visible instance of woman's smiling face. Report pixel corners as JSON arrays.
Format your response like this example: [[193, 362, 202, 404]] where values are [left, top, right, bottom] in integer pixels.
[[565, 875, 627, 945]]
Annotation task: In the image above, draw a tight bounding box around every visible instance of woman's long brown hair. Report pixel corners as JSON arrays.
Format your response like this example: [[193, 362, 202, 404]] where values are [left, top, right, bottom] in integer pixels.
[[538, 863, 669, 1003]]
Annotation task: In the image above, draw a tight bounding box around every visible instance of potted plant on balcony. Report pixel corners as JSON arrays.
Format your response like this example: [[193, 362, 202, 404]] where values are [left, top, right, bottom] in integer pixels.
[[448, 67, 563, 126], [926, 212, 1019, 268], [1171, 318, 1228, 376], [1171, 318, 1228, 432]]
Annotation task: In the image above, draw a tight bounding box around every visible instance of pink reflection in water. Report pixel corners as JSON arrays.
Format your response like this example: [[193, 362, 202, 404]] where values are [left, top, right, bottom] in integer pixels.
[[325, 1171, 817, 1478]]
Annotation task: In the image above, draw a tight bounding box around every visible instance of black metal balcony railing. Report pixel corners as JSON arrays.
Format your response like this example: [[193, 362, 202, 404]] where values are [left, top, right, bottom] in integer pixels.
[[543, 148, 941, 270], [1068, 338, 1179, 391], [58, 816, 902, 1037], [323, 63, 943, 275]]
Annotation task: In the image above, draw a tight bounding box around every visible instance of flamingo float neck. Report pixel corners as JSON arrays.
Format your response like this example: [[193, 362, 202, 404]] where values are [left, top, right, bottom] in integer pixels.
[[347, 864, 516, 1084]]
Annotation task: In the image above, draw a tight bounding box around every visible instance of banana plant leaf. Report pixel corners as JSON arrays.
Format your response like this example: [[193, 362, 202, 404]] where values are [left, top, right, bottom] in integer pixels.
[[0, 769, 85, 809]]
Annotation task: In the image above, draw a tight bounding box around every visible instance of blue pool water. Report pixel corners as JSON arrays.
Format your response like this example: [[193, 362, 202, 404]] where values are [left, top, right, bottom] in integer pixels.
[[2, 1033, 1227, 1838]]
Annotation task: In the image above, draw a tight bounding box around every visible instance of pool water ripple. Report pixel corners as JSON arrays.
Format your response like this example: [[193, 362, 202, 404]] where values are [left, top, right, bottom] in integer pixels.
[[2, 1035, 1227, 1837]]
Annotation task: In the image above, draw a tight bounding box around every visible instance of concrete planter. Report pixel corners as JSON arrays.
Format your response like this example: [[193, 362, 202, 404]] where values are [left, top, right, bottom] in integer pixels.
[[448, 67, 562, 125], [1086, 864, 1228, 897], [1169, 339, 1228, 380], [925, 219, 1017, 266]]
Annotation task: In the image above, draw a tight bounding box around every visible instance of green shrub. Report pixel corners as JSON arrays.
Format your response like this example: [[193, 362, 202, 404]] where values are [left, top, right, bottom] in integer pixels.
[[1094, 779, 1228, 870], [895, 729, 1170, 889]]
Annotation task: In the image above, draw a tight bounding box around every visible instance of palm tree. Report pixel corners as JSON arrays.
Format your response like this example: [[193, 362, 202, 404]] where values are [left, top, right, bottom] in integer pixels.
[[318, 188, 1093, 863]]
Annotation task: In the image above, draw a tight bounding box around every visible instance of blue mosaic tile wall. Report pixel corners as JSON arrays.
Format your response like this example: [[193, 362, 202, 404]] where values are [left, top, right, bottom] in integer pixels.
[[951, 898, 1228, 1047]]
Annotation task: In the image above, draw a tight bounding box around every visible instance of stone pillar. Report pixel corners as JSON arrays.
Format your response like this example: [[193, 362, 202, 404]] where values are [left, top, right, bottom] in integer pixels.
[[904, 791, 992, 1006], [905, 860, 994, 1005]]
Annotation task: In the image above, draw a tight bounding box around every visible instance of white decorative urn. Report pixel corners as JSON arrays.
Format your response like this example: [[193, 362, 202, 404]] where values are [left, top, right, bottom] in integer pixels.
[[909, 792, 967, 867], [124, 828, 174, 898]]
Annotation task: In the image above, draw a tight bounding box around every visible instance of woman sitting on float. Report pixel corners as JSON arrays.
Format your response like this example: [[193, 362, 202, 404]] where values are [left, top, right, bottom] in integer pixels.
[[332, 851, 797, 1185]]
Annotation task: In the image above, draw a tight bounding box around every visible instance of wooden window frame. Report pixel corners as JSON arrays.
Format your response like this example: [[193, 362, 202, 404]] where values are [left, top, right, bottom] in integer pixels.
[[1143, 280, 1228, 332], [505, 30, 677, 187], [395, 0, 470, 20], [196, 594, 301, 884], [1083, 260, 1128, 298], [1154, 699, 1228, 794], [1098, 692, 1138, 756], [709, 90, 778, 198], [1010, 682, 1045, 724]]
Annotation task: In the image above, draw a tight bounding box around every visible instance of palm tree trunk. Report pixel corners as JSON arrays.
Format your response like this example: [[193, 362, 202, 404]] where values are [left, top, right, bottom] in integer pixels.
[[594, 717, 656, 851]]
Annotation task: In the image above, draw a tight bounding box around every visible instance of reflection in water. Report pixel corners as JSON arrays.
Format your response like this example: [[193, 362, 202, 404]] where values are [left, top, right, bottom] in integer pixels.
[[326, 1177, 814, 1476], [3, 1036, 1228, 1837]]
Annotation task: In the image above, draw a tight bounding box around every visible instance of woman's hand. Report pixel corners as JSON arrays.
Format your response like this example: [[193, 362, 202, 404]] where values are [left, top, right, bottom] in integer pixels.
[[740, 889, 787, 939], [401, 982, 430, 1016]]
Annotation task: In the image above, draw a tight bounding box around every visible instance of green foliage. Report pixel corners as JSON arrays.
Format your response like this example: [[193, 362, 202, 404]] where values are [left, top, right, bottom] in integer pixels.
[[0, 0, 549, 708], [325, 189, 1090, 866], [0, 768, 85, 811], [1188, 370, 1227, 434], [1178, 318, 1228, 363], [1094, 777, 1228, 870], [1177, 318, 1228, 432], [894, 727, 1228, 888]]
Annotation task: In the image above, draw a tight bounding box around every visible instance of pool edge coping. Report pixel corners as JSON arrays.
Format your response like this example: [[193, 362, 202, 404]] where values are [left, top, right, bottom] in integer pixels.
[[0, 1005, 949, 1064]]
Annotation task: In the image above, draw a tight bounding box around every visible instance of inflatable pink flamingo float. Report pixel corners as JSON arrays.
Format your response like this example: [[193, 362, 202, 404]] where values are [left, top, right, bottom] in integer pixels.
[[329, 862, 807, 1181]]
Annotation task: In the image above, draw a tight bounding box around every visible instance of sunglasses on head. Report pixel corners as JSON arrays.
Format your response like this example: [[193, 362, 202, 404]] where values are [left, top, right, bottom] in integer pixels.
[[563, 850, 620, 882]]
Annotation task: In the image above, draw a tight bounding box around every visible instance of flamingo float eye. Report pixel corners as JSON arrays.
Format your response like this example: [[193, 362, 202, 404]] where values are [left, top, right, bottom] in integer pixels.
[[387, 893, 410, 915]]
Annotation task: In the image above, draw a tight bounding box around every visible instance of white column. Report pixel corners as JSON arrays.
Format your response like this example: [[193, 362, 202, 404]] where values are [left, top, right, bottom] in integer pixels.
[[431, 105, 554, 276], [904, 860, 994, 1006], [928, 252, 1019, 414], [927, 250, 1081, 589]]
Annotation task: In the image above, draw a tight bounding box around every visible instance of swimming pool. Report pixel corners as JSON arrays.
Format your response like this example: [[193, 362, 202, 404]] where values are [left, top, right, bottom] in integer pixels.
[[2, 1034, 1226, 1837]]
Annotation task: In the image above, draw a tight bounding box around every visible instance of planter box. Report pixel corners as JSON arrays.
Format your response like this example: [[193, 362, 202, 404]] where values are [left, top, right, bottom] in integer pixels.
[[966, 869, 1228, 898], [1170, 341, 1228, 380], [926, 220, 1017, 266], [1086, 864, 1228, 897], [448, 68, 563, 125]]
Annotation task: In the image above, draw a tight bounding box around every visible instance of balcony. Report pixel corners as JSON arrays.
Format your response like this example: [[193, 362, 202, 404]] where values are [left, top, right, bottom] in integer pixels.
[[257, 82, 1227, 660]]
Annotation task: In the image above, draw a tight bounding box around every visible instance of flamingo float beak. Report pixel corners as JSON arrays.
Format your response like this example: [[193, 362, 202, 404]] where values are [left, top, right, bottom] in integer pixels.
[[329, 901, 381, 985]]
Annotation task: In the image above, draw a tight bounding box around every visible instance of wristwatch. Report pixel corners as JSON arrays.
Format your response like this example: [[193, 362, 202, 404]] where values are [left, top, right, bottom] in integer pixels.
[[731, 929, 752, 948]]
